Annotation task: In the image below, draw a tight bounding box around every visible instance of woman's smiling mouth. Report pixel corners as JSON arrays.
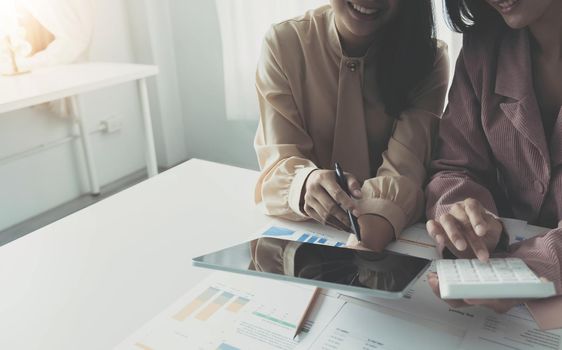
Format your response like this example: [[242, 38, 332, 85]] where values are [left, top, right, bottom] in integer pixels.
[[346, 1, 385, 20]]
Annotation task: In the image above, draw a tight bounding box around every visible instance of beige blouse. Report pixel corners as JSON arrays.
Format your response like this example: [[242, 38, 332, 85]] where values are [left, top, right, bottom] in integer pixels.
[[254, 6, 449, 236]]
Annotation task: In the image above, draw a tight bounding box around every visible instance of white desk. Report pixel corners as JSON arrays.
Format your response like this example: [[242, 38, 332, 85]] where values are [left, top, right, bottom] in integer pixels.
[[0, 160, 557, 350], [0, 63, 159, 195], [0, 159, 269, 350]]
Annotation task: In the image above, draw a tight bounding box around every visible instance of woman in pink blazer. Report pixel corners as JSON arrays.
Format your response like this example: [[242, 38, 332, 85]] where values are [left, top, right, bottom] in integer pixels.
[[425, 0, 562, 327]]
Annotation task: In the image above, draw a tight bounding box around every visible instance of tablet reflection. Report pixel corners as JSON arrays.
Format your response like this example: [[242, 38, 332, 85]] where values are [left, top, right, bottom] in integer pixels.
[[250, 237, 424, 293]]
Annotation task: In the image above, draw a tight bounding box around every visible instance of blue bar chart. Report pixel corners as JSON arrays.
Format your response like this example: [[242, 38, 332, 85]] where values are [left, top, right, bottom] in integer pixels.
[[261, 226, 346, 248], [261, 226, 295, 237]]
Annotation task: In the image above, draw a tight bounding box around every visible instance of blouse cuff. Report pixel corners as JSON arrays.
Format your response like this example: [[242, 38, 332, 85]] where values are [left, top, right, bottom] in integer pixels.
[[357, 197, 408, 239], [288, 166, 318, 218]]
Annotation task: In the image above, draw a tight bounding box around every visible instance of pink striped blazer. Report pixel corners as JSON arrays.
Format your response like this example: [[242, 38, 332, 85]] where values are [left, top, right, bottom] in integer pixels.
[[426, 26, 562, 327]]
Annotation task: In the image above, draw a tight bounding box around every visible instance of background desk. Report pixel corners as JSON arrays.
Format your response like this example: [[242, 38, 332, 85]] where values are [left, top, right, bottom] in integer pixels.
[[0, 63, 159, 195], [0, 159, 268, 350]]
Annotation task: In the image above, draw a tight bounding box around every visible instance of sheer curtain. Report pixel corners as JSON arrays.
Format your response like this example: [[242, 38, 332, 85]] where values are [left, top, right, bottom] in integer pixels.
[[215, 0, 328, 120], [215, 0, 462, 121]]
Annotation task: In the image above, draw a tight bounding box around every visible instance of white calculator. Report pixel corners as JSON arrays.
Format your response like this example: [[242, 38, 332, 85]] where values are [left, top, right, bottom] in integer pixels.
[[436, 258, 556, 299]]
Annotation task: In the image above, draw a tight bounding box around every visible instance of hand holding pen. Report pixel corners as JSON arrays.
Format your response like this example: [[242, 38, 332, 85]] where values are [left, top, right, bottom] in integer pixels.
[[302, 166, 362, 232], [334, 162, 362, 240]]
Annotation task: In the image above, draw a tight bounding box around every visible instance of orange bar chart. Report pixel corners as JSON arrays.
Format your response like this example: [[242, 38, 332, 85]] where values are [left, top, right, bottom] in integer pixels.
[[195, 291, 234, 321], [226, 297, 250, 314], [172, 287, 220, 321]]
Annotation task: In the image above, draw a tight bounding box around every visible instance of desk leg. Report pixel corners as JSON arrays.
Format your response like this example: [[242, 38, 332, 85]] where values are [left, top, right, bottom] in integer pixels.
[[138, 78, 158, 177], [71, 95, 101, 195]]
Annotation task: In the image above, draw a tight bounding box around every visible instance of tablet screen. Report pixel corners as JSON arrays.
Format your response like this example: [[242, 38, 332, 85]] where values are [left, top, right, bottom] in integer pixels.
[[193, 237, 430, 298]]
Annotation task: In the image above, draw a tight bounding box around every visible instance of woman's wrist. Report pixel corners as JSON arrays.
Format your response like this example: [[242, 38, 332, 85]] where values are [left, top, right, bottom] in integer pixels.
[[357, 214, 395, 252]]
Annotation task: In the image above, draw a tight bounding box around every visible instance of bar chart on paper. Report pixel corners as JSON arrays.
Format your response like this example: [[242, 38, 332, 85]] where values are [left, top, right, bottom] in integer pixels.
[[252, 303, 299, 331], [261, 226, 346, 247], [172, 285, 253, 323], [116, 272, 320, 350]]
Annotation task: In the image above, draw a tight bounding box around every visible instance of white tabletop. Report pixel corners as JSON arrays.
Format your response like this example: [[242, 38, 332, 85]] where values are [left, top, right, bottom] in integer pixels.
[[0, 62, 158, 114], [0, 159, 271, 350]]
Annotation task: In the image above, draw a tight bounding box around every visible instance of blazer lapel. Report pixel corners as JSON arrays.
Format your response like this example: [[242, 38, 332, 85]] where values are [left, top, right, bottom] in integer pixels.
[[496, 29, 550, 163], [551, 108, 562, 165], [500, 98, 549, 162]]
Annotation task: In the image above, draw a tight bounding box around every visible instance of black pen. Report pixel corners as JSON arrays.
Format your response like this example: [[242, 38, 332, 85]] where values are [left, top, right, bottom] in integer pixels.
[[334, 162, 361, 241]]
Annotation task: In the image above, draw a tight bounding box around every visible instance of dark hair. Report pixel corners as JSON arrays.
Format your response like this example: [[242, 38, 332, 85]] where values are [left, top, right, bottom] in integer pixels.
[[443, 0, 502, 33], [378, 0, 437, 118]]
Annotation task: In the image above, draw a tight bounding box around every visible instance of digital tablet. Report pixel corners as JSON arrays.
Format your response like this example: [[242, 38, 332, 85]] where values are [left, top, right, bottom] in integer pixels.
[[192, 237, 430, 299]]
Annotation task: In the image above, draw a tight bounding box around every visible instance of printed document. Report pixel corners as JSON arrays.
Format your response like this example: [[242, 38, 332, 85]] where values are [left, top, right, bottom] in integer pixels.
[[115, 272, 343, 350]]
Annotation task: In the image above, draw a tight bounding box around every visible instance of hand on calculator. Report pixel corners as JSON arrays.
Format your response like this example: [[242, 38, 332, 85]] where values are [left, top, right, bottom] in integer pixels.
[[426, 198, 503, 261]]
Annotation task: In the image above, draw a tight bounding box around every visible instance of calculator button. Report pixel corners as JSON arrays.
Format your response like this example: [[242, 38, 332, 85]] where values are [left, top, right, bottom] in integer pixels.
[[492, 266, 513, 276], [472, 260, 489, 268], [441, 270, 459, 276], [499, 274, 518, 282], [476, 267, 495, 276], [443, 273, 460, 281], [459, 272, 479, 282], [490, 260, 507, 268], [514, 271, 539, 282], [506, 259, 526, 268], [478, 273, 498, 282], [458, 269, 477, 277]]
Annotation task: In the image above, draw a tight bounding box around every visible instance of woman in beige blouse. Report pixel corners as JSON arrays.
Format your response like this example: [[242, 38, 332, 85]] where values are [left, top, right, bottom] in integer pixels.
[[255, 0, 449, 251]]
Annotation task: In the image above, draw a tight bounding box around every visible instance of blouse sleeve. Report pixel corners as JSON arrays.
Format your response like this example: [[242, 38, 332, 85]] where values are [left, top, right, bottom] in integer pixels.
[[508, 227, 562, 328], [358, 43, 450, 237], [254, 28, 317, 221], [425, 47, 501, 221]]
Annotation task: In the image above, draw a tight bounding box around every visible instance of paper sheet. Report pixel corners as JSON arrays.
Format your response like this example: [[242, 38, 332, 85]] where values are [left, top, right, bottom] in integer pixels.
[[258, 222, 440, 260], [259, 217, 549, 258], [387, 223, 440, 260], [460, 312, 562, 350], [306, 302, 462, 349], [115, 272, 344, 350], [338, 263, 487, 332], [501, 218, 549, 244], [338, 267, 562, 350]]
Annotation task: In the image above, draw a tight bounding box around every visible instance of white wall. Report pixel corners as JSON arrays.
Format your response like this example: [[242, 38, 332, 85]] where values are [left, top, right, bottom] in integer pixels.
[[126, 0, 188, 168], [169, 0, 260, 170], [0, 0, 152, 231]]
